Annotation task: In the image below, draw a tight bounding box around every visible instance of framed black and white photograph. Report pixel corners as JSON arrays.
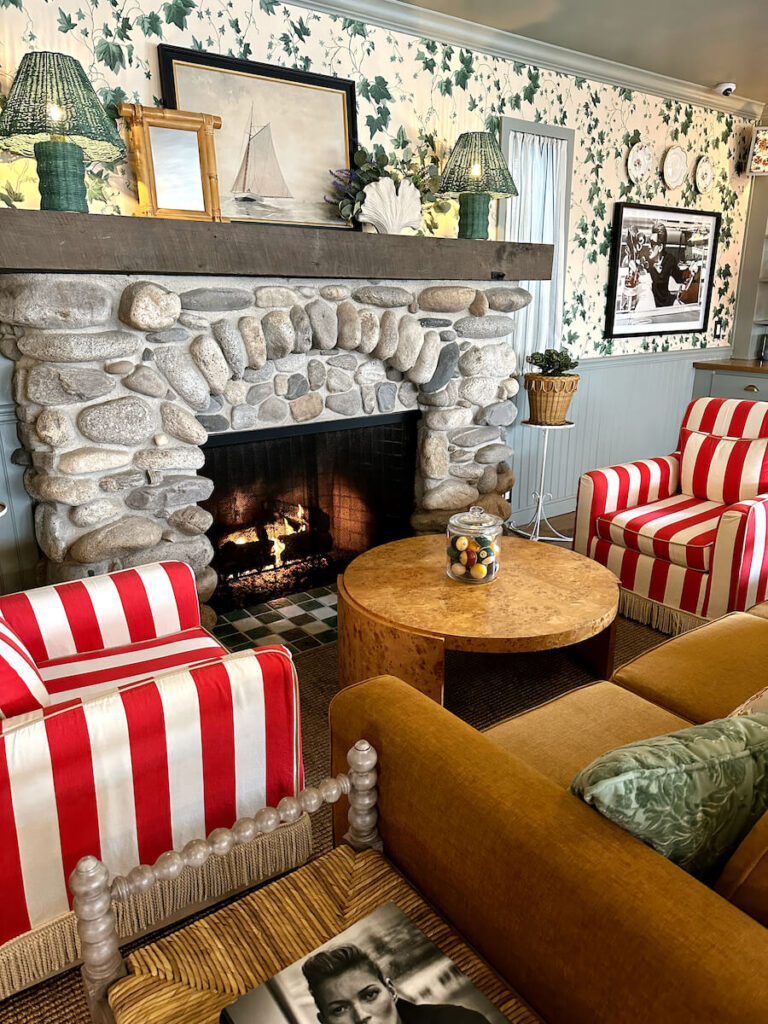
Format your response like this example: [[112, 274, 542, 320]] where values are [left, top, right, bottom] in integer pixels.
[[221, 903, 511, 1024], [605, 202, 721, 338], [158, 45, 358, 228]]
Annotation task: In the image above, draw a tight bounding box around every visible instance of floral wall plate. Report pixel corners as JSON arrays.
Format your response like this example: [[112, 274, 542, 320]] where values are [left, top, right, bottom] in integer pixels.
[[662, 145, 688, 189], [695, 156, 714, 193], [627, 142, 652, 184], [747, 126, 768, 176]]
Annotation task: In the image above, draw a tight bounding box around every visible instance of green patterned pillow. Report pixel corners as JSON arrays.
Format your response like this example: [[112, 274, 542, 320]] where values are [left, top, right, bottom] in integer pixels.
[[570, 713, 768, 880]]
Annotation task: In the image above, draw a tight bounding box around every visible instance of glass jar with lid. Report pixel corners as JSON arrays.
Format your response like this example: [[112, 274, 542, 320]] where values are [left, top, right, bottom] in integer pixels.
[[446, 506, 503, 584]]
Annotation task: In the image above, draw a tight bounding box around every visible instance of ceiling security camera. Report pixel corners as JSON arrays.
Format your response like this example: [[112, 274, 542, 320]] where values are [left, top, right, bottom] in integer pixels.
[[716, 82, 737, 96]]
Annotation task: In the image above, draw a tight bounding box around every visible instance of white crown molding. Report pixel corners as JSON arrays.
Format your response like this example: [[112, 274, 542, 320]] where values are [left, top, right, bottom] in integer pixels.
[[290, 0, 765, 120]]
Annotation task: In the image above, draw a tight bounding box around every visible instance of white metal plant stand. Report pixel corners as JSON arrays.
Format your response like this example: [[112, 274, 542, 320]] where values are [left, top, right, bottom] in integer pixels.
[[509, 421, 575, 543]]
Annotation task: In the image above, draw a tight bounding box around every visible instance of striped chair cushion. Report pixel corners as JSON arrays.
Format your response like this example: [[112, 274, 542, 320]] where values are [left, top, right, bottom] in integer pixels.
[[38, 627, 227, 706], [595, 494, 728, 572], [0, 562, 200, 663], [0, 618, 50, 719], [680, 428, 768, 504], [681, 397, 768, 440]]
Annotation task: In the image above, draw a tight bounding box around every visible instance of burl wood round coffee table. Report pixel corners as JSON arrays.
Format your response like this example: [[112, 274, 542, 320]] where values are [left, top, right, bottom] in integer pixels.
[[338, 535, 619, 704]]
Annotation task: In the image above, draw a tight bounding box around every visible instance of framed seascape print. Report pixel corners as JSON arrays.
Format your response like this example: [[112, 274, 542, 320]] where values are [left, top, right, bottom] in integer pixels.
[[605, 202, 721, 338], [158, 45, 358, 228], [118, 103, 225, 221]]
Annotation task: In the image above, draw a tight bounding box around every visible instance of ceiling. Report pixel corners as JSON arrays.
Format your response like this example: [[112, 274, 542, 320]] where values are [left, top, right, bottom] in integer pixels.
[[402, 0, 768, 103]]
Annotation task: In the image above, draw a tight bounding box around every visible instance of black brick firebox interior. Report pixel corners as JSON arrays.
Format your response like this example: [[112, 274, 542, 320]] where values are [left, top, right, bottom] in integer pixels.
[[202, 412, 418, 608]]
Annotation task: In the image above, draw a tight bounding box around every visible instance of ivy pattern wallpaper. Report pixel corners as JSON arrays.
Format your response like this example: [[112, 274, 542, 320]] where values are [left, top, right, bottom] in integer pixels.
[[0, 0, 755, 357]]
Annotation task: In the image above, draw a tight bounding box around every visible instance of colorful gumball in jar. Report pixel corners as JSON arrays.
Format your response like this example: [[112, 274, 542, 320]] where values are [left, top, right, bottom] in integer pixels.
[[446, 506, 503, 584]]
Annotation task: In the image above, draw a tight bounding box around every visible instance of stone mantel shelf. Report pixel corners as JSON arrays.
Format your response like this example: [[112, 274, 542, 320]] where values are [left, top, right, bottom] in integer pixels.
[[0, 209, 553, 282]]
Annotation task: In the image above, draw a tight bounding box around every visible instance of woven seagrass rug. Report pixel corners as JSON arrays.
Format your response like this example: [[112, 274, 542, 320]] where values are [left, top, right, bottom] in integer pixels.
[[0, 617, 663, 1024]]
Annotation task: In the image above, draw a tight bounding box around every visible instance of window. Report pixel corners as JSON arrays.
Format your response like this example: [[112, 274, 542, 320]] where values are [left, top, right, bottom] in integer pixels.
[[498, 118, 574, 368]]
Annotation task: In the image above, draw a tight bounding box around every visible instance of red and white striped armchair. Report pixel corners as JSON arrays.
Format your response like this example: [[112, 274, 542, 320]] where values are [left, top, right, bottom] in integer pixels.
[[574, 398, 768, 633], [0, 561, 307, 997]]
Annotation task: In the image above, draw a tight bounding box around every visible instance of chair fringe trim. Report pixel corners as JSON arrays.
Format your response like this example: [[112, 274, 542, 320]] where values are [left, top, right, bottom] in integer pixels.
[[0, 815, 312, 1000], [619, 589, 707, 636]]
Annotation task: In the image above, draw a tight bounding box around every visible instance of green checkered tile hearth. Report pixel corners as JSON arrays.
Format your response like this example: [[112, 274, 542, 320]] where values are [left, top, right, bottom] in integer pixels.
[[212, 585, 338, 657]]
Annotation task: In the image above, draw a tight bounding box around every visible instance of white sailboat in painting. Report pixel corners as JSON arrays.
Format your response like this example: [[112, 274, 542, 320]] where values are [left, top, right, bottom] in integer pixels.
[[231, 108, 292, 204]]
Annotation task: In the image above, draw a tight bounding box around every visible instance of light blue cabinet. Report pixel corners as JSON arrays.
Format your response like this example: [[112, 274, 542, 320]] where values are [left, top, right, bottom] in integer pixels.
[[692, 361, 768, 401]]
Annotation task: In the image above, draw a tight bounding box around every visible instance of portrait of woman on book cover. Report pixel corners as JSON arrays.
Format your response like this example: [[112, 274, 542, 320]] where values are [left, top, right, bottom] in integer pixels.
[[220, 904, 512, 1024], [302, 944, 489, 1024]]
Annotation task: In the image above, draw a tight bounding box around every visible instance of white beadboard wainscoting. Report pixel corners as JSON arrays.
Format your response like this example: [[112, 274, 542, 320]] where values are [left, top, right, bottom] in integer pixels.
[[506, 347, 730, 521]]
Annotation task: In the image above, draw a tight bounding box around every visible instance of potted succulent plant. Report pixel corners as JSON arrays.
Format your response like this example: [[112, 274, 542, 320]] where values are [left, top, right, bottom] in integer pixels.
[[524, 348, 580, 425]]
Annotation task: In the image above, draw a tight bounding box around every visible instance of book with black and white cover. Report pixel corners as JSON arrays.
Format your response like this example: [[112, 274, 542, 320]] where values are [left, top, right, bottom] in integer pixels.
[[220, 902, 513, 1023]]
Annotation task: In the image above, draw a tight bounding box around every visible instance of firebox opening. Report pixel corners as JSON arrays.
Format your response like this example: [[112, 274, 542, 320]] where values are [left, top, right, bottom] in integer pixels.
[[202, 413, 418, 609]]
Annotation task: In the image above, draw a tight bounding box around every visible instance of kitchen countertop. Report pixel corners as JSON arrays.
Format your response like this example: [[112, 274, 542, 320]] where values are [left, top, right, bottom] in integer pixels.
[[691, 358, 768, 375]]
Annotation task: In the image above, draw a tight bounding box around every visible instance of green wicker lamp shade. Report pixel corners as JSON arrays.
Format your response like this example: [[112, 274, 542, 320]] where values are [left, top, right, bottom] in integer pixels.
[[438, 131, 517, 240], [0, 51, 125, 213], [0, 51, 125, 162]]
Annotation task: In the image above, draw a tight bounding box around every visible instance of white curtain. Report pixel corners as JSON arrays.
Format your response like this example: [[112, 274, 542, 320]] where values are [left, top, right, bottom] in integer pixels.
[[501, 131, 568, 368]]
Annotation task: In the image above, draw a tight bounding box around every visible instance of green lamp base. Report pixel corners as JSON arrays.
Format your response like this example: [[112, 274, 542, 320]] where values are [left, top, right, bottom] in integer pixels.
[[458, 192, 490, 239], [34, 140, 88, 213]]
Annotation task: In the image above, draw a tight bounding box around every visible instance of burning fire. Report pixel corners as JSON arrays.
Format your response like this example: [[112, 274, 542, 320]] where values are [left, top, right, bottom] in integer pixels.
[[227, 505, 308, 568]]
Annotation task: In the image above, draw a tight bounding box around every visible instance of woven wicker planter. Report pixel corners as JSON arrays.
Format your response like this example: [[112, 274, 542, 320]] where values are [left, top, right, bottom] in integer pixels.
[[524, 373, 580, 425]]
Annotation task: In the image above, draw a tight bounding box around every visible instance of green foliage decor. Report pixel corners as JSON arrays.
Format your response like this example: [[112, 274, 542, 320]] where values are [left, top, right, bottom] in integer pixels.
[[326, 132, 451, 234], [0, 0, 750, 352], [526, 348, 580, 376]]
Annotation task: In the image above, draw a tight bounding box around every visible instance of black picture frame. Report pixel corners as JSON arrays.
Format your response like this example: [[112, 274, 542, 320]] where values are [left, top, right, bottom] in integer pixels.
[[605, 201, 721, 338], [158, 44, 358, 229]]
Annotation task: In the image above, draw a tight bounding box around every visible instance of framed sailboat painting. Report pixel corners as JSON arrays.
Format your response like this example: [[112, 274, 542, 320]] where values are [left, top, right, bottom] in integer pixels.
[[158, 45, 358, 229]]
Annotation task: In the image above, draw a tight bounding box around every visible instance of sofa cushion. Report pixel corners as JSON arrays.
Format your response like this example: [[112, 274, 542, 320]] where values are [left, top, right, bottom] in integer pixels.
[[571, 713, 768, 879], [613, 612, 768, 722], [716, 809, 768, 928], [747, 601, 768, 620], [680, 427, 768, 504], [595, 493, 726, 571], [38, 627, 227, 705], [486, 681, 690, 788], [730, 685, 768, 717], [0, 617, 51, 718]]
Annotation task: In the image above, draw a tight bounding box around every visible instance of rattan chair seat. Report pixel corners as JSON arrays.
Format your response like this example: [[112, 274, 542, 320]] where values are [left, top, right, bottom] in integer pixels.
[[108, 846, 541, 1024]]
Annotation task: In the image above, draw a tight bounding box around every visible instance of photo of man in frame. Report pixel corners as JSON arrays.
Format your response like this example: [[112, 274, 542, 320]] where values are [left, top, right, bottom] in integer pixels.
[[607, 203, 720, 338]]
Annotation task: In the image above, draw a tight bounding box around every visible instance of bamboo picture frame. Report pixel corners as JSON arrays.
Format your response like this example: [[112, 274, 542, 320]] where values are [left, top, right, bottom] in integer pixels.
[[158, 45, 358, 228], [118, 103, 226, 221]]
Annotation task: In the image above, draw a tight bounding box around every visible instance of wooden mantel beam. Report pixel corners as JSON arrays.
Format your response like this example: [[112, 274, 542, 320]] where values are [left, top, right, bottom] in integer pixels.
[[0, 209, 553, 282]]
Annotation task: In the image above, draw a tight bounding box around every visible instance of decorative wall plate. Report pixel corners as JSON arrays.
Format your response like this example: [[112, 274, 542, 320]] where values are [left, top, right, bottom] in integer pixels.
[[627, 142, 652, 184], [746, 126, 768, 175], [662, 146, 688, 189], [695, 155, 714, 193]]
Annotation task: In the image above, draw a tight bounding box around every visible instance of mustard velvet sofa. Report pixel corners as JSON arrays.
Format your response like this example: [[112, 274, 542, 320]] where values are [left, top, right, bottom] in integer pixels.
[[328, 605, 768, 1023]]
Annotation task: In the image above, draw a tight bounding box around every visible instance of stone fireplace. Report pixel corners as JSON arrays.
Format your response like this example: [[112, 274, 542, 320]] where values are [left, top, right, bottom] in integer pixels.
[[0, 267, 532, 620]]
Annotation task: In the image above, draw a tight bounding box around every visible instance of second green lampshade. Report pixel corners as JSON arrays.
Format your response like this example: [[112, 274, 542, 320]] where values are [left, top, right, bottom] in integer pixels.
[[438, 131, 518, 239], [0, 50, 125, 212]]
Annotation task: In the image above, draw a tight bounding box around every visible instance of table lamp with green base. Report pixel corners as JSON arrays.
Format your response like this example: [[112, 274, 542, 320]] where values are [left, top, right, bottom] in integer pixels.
[[0, 50, 125, 213], [437, 131, 518, 240]]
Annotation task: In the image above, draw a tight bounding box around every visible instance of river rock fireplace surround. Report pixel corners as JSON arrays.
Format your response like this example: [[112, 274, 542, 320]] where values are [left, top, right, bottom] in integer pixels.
[[1, 213, 552, 618]]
